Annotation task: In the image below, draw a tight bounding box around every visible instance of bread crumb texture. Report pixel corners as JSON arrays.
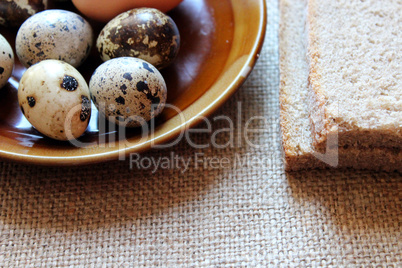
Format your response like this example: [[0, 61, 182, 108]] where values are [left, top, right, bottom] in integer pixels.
[[307, 0, 402, 148]]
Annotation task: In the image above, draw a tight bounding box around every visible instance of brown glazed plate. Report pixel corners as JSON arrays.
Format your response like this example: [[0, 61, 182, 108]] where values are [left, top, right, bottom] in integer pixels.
[[0, 0, 267, 165]]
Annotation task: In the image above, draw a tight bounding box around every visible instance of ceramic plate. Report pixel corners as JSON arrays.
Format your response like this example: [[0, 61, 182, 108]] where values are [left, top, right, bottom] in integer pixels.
[[0, 0, 267, 165]]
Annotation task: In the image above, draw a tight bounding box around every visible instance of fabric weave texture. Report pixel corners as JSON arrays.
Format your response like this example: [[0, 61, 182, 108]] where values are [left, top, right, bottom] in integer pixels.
[[0, 1, 401, 266]]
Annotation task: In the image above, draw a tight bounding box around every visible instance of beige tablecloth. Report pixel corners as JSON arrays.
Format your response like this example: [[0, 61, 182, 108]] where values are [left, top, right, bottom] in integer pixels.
[[1, 1, 401, 266]]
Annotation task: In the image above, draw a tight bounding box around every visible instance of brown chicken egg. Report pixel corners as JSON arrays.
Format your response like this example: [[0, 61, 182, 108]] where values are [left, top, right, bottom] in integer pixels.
[[72, 0, 183, 22], [97, 8, 180, 70]]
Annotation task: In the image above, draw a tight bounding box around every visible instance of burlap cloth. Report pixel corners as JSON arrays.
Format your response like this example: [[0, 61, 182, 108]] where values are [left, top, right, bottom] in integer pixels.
[[0, 1, 401, 267]]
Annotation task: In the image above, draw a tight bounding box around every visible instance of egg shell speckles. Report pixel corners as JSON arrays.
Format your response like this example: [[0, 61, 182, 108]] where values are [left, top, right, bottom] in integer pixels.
[[0, 34, 14, 89], [0, 0, 48, 26], [89, 57, 167, 128], [18, 60, 91, 141], [16, 9, 93, 68], [97, 8, 180, 70]]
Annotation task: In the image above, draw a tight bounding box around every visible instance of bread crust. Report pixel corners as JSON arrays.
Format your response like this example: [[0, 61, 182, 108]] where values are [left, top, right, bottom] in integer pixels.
[[306, 0, 330, 151], [284, 146, 402, 172]]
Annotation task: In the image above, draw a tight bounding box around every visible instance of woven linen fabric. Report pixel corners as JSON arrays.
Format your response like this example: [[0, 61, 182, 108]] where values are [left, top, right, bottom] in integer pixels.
[[0, 1, 401, 267]]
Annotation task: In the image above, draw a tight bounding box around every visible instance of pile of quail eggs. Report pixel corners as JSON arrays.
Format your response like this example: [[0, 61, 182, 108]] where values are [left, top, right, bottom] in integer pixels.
[[0, 0, 181, 141]]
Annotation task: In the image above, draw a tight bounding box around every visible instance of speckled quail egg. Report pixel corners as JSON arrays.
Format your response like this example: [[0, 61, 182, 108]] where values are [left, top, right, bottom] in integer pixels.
[[0, 0, 48, 26], [0, 34, 14, 89], [97, 8, 180, 70], [89, 57, 167, 128], [18, 60, 91, 141], [16, 9, 93, 68]]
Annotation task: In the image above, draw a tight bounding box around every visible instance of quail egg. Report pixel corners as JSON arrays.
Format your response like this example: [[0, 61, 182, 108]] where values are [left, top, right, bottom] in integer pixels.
[[0, 34, 14, 89], [16, 9, 93, 68], [0, 0, 48, 26], [89, 57, 167, 128], [18, 60, 91, 141], [97, 8, 180, 70]]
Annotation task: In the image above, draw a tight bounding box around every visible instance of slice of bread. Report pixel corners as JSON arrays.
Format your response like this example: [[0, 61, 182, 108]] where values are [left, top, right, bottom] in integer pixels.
[[279, 0, 402, 172], [306, 0, 402, 150]]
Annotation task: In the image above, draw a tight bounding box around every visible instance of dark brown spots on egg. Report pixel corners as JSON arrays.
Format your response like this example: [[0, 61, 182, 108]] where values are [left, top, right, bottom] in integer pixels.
[[99, 44, 104, 56], [120, 84, 127, 95], [0, 67, 4, 75], [76, 15, 85, 23], [151, 96, 160, 105], [36, 51, 44, 57], [35, 42, 41, 48], [27, 96, 36, 107], [115, 96, 125, 105], [136, 80, 161, 104], [123, 73, 132, 81], [20, 106, 25, 115], [61, 75, 78, 91], [80, 95, 91, 121], [136, 81, 149, 92], [142, 62, 154, 73]]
